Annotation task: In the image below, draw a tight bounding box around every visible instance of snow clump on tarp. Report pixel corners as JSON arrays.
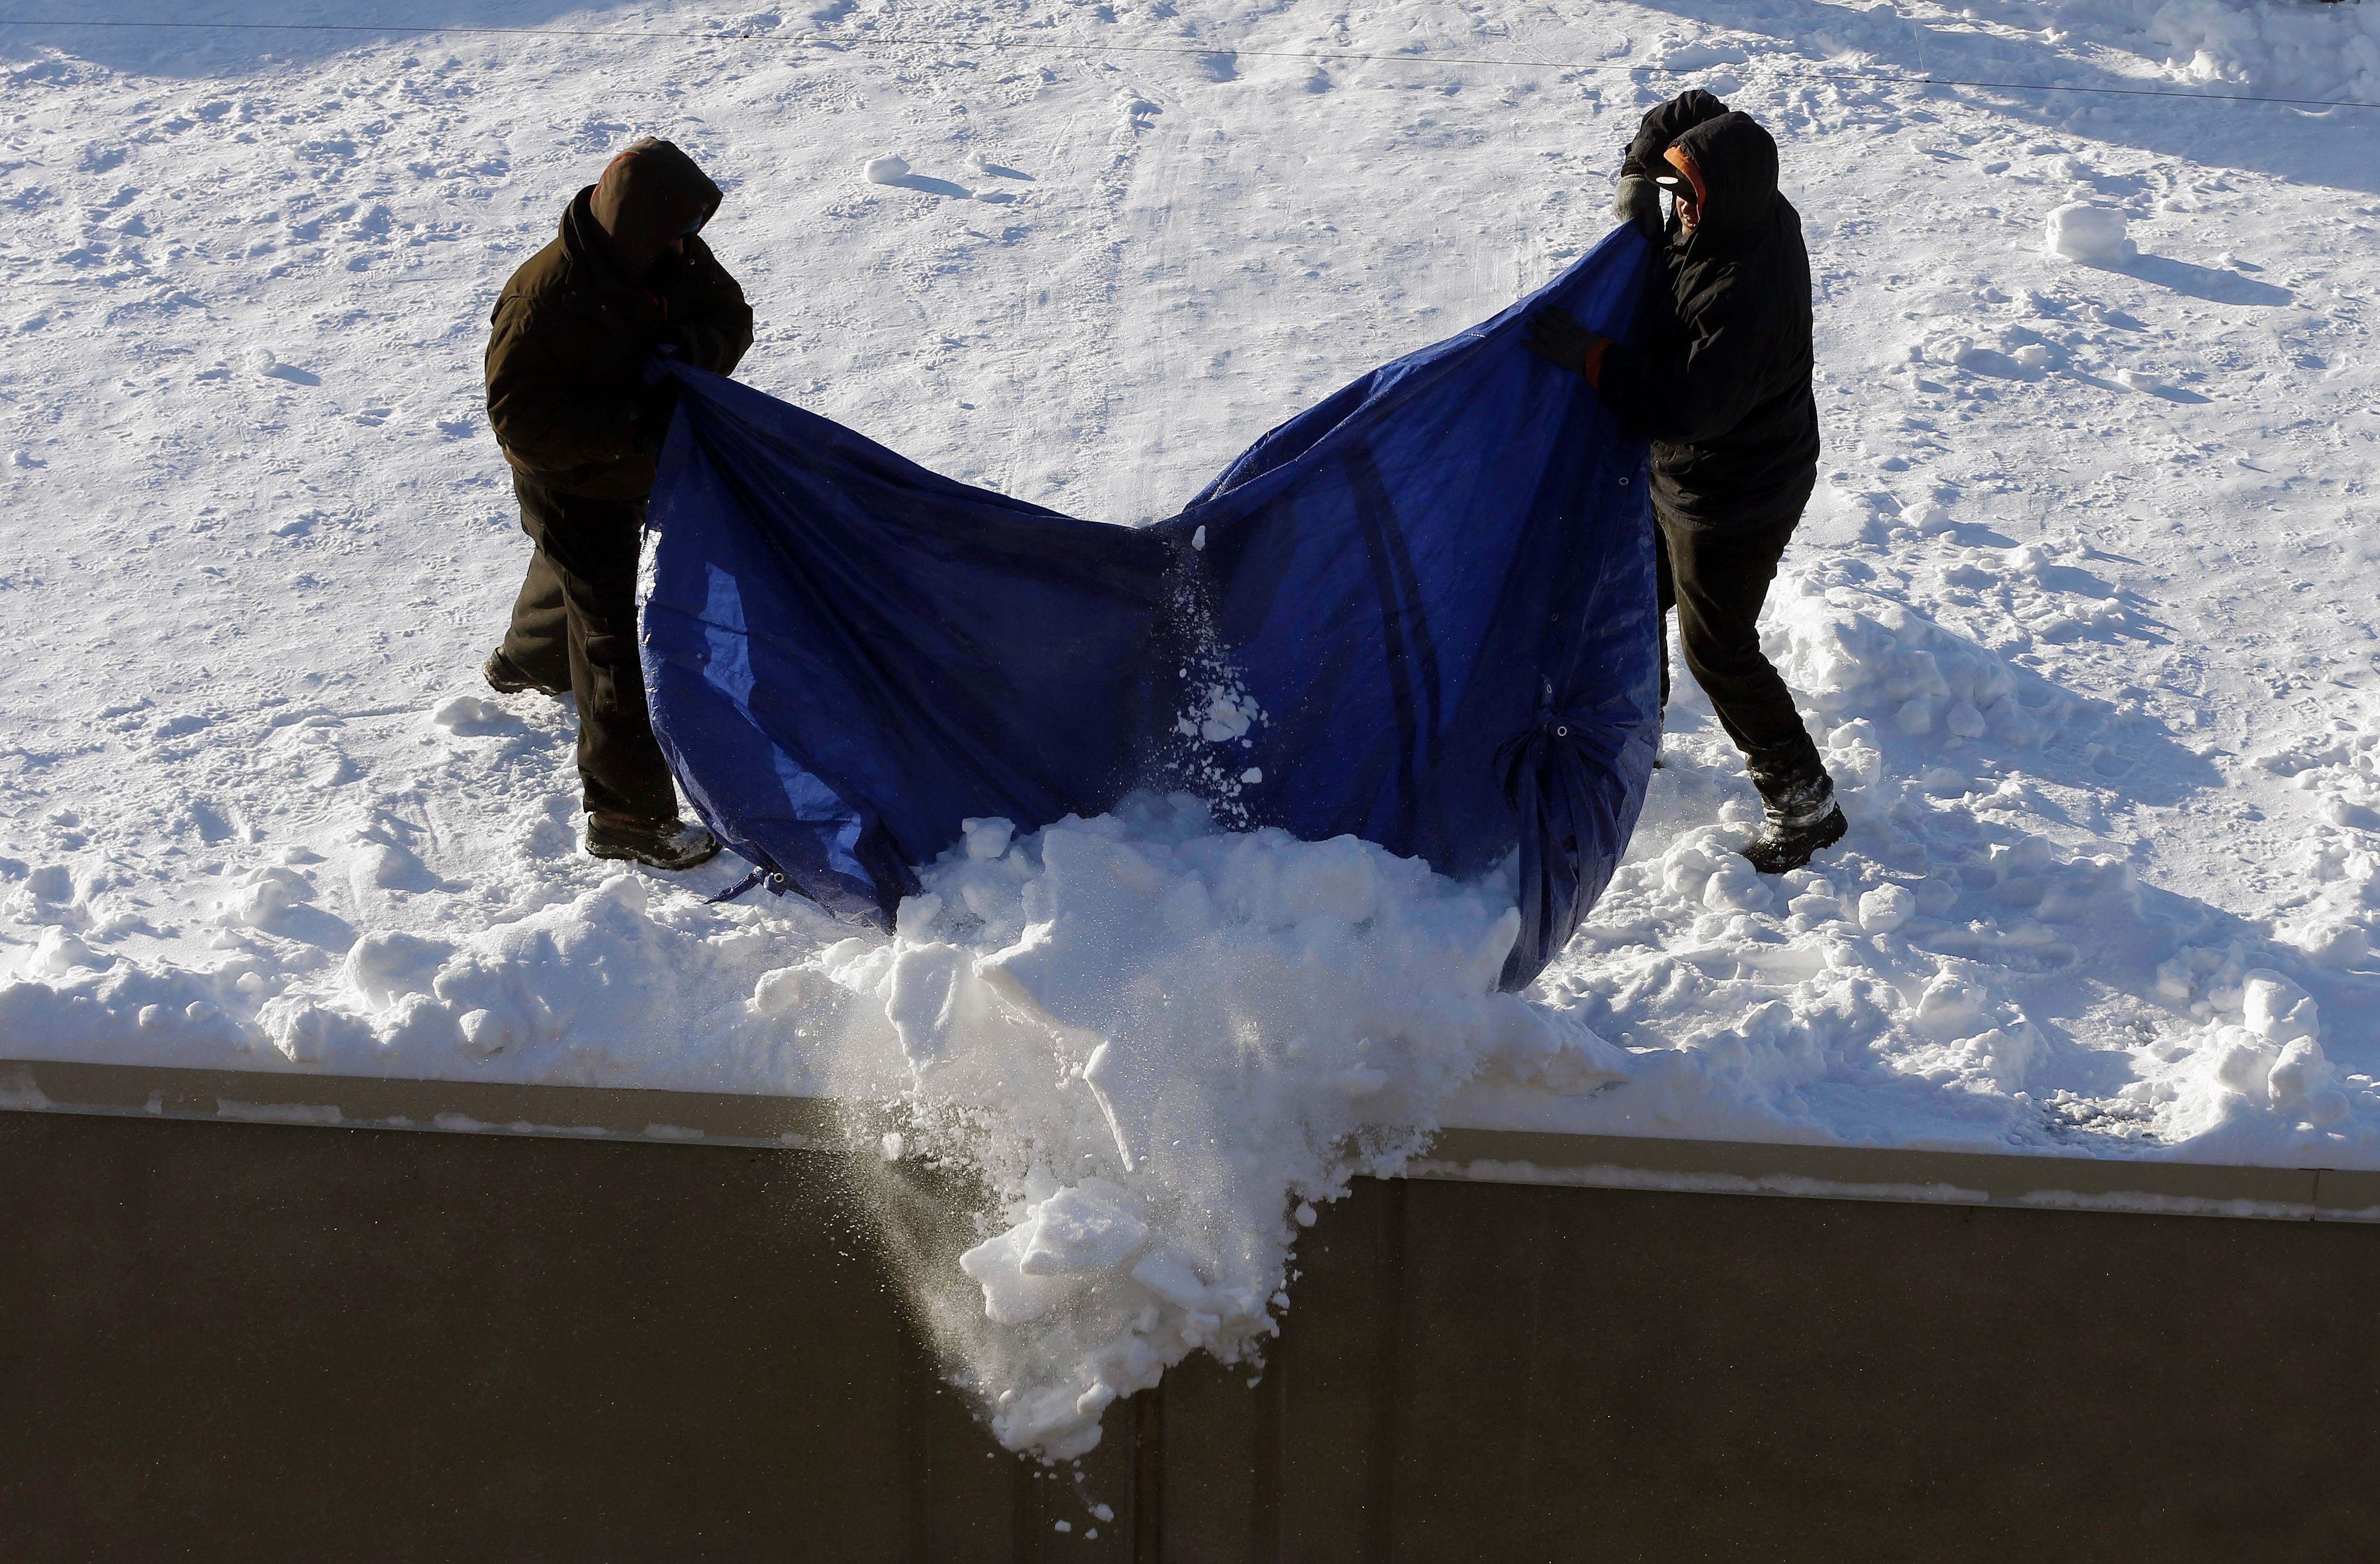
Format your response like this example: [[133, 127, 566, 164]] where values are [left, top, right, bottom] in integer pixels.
[[814, 792, 1625, 1459]]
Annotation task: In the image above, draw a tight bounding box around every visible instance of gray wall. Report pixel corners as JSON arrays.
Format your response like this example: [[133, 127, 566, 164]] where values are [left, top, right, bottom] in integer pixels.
[[3, 1109, 2375, 1560]]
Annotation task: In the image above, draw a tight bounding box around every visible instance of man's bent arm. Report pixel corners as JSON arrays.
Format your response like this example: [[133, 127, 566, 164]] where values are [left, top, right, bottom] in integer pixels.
[[667, 244, 756, 377]]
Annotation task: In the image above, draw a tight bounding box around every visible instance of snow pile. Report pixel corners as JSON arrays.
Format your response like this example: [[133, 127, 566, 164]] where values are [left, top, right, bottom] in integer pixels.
[[1949, 0, 2380, 105], [814, 795, 1621, 1457], [2126, 0, 2380, 102], [0, 856, 805, 1087]]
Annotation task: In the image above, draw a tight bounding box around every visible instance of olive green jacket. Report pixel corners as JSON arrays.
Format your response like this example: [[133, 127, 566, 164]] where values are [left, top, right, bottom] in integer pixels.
[[484, 189, 753, 501]]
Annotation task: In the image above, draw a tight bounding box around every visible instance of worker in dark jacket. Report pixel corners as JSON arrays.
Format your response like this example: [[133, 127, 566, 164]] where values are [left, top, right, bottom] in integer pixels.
[[1526, 90, 1844, 874], [482, 138, 754, 871]]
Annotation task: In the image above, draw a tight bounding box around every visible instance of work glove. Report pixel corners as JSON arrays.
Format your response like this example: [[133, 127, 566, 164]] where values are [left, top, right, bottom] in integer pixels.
[[1524, 307, 1612, 383], [1612, 174, 1665, 241]]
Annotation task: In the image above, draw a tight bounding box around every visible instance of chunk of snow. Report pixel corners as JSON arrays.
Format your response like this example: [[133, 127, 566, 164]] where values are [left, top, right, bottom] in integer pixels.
[[2044, 203, 2135, 265], [218, 866, 313, 927], [430, 694, 512, 735], [24, 927, 105, 977]]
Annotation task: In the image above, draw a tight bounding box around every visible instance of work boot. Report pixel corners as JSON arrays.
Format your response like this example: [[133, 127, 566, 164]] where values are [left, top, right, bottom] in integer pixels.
[[483, 649, 568, 699], [586, 814, 722, 871], [1740, 768, 1846, 875]]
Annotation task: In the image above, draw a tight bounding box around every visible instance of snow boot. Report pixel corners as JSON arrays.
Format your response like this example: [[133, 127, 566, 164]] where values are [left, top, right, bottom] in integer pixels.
[[586, 815, 722, 871], [484, 649, 568, 699], [1740, 768, 1846, 875]]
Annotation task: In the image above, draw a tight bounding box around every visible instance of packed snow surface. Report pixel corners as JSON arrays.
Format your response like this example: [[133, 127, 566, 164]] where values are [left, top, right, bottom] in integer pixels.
[[6, 0, 2380, 1456]]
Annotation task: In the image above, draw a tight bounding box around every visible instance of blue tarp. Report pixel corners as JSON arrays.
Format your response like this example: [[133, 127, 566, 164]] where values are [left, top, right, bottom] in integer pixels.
[[641, 225, 1662, 989]]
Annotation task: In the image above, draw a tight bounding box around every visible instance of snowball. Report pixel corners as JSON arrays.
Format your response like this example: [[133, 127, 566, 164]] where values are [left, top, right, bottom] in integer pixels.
[[1701, 857, 1772, 913], [2044, 203, 2135, 265], [1857, 884, 1916, 934], [456, 1007, 508, 1056], [863, 155, 911, 184]]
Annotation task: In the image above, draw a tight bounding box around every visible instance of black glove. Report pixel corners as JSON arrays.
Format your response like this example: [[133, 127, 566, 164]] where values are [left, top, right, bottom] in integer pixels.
[[1612, 174, 1664, 240], [1524, 307, 1609, 379]]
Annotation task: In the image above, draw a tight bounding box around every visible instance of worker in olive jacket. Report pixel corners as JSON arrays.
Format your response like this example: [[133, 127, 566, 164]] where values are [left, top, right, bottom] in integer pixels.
[[1527, 90, 1843, 875], [482, 138, 753, 871]]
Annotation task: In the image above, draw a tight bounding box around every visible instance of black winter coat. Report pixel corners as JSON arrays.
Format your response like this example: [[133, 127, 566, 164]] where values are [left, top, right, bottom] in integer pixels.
[[1597, 92, 1820, 533]]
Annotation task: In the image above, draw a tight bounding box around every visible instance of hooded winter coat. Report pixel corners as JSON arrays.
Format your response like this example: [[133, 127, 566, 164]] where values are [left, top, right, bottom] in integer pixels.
[[1596, 93, 1820, 533], [484, 139, 754, 502]]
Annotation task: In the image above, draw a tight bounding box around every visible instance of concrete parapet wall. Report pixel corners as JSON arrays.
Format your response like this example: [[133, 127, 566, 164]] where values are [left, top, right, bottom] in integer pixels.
[[5, 1066, 2379, 1559]]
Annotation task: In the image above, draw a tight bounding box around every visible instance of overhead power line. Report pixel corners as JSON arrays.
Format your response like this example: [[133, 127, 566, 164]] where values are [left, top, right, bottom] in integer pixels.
[[3, 14, 2376, 112]]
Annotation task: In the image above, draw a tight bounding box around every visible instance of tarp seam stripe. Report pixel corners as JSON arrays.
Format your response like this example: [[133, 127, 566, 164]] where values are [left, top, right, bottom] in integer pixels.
[[1341, 443, 1425, 842], [1342, 441, 1447, 793]]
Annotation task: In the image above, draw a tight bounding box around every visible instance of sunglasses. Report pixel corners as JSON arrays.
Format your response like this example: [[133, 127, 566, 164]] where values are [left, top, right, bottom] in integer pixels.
[[1652, 172, 1697, 203]]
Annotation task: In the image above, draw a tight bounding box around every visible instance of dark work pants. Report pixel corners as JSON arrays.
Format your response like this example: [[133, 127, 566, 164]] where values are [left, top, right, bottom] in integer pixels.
[[1654, 508, 1825, 796], [499, 473, 678, 823]]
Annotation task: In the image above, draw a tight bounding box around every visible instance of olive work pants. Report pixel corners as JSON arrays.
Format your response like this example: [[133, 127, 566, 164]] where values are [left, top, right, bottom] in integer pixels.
[[497, 473, 678, 823], [1653, 508, 1826, 798]]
